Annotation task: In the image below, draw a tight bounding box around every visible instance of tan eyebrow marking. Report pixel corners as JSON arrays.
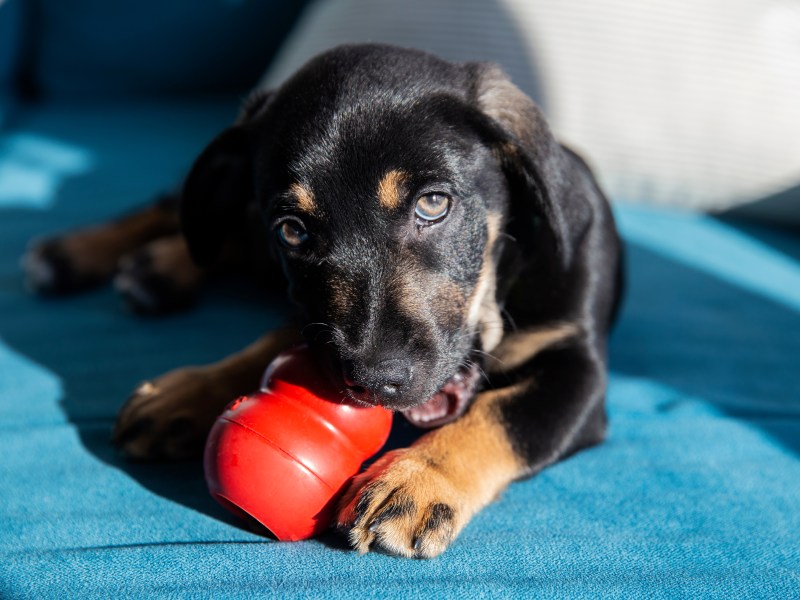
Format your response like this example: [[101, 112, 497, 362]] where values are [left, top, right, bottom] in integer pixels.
[[289, 182, 316, 214], [376, 169, 409, 210]]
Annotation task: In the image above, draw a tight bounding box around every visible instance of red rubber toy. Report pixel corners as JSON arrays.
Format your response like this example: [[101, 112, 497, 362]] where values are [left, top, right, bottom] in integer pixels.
[[204, 345, 393, 541]]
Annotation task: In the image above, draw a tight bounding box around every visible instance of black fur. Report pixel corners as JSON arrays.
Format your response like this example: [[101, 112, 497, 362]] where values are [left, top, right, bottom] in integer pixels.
[[181, 43, 622, 517], [182, 44, 620, 428]]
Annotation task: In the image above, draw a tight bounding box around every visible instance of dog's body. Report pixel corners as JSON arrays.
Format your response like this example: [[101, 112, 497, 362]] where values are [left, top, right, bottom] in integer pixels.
[[23, 44, 622, 558]]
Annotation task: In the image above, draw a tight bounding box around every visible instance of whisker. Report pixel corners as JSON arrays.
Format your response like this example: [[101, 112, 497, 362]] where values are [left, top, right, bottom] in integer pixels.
[[460, 358, 491, 385], [301, 321, 333, 336], [499, 231, 517, 244], [501, 309, 518, 332], [471, 348, 503, 366]]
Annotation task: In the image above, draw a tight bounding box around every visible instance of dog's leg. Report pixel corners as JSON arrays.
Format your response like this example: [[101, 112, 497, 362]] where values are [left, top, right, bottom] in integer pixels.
[[337, 329, 606, 558], [113, 327, 302, 460], [22, 194, 181, 294], [337, 383, 528, 558], [114, 233, 205, 314]]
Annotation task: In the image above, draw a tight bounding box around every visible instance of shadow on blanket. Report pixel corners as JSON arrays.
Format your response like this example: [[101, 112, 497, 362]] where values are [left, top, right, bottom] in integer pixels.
[[614, 206, 800, 457]]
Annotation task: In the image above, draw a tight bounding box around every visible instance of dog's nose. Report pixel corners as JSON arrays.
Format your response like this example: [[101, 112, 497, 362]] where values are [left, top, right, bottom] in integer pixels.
[[342, 358, 413, 404]]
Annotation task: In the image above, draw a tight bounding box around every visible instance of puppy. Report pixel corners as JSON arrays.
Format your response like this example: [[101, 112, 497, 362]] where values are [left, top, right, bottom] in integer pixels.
[[23, 44, 623, 558]]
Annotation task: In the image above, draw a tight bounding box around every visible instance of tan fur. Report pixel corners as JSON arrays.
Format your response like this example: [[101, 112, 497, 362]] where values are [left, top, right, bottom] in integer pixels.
[[475, 64, 539, 145], [392, 261, 466, 332], [392, 212, 501, 351], [486, 323, 580, 373], [328, 277, 357, 320], [392, 271, 424, 319], [465, 212, 504, 352], [428, 276, 468, 331], [327, 251, 466, 336], [289, 182, 316, 214], [376, 169, 409, 210], [114, 327, 302, 459], [337, 383, 526, 558]]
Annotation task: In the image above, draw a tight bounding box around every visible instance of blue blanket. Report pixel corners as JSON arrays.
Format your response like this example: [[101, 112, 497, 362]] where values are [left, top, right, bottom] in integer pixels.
[[1, 99, 798, 599]]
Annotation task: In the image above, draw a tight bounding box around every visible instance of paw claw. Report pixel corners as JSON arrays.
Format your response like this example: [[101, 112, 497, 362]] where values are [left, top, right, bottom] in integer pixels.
[[348, 526, 375, 555], [134, 381, 158, 397]]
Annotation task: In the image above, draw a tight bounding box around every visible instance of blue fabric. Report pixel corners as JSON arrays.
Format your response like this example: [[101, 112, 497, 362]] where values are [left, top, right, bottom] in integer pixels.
[[0, 0, 24, 126], [32, 0, 309, 98], [0, 100, 799, 599], [0, 0, 22, 84]]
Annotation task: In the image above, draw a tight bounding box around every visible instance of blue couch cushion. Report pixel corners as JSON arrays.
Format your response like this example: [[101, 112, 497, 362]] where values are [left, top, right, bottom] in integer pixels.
[[0, 101, 798, 597], [0, 0, 24, 124], [0, 0, 22, 82], [33, 0, 309, 98]]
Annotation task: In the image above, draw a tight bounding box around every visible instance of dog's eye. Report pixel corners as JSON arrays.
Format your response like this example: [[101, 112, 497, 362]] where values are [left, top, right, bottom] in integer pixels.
[[276, 218, 308, 249], [415, 193, 450, 224]]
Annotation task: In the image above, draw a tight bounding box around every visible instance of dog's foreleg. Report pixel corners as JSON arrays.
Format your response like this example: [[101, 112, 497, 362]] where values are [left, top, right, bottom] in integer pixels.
[[337, 327, 607, 558], [113, 327, 302, 459]]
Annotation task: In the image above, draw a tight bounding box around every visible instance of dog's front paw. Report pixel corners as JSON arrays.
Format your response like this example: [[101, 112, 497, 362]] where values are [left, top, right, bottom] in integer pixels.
[[22, 235, 117, 295], [112, 367, 228, 460], [337, 448, 471, 559]]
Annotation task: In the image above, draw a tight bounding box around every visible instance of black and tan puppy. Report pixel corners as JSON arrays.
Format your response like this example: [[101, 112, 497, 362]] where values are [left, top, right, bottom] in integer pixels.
[[23, 44, 623, 558]]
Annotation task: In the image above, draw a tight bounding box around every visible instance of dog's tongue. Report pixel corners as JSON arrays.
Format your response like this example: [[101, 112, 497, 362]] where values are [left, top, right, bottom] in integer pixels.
[[401, 364, 480, 429]]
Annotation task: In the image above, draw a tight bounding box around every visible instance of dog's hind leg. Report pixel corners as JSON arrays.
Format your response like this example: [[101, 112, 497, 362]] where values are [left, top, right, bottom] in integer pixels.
[[22, 193, 181, 295]]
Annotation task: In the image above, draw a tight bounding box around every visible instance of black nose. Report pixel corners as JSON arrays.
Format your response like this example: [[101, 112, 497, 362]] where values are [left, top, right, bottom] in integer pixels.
[[342, 358, 413, 404]]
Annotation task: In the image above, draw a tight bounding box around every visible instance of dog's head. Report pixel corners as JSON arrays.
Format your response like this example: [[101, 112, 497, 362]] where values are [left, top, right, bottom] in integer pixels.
[[180, 45, 589, 426]]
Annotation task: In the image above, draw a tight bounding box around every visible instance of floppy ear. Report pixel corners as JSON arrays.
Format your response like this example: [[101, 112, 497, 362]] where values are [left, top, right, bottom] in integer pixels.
[[180, 127, 253, 266], [468, 63, 592, 269], [180, 90, 272, 267]]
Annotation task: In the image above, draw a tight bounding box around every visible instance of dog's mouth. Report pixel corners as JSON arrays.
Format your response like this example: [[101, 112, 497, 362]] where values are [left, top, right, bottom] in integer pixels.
[[401, 362, 482, 429]]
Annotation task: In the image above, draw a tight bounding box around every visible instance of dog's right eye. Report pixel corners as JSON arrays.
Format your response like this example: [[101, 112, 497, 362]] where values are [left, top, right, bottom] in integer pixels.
[[276, 218, 309, 249]]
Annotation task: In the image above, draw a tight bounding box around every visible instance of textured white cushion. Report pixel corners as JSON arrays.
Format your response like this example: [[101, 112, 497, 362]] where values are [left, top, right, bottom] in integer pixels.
[[262, 0, 800, 215]]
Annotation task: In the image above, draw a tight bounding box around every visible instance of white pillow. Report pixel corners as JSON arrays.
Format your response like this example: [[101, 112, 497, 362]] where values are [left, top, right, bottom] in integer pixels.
[[261, 0, 800, 216]]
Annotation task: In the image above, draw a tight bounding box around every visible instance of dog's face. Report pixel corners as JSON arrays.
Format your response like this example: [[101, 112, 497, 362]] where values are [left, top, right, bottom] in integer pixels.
[[182, 45, 578, 425], [256, 50, 513, 424]]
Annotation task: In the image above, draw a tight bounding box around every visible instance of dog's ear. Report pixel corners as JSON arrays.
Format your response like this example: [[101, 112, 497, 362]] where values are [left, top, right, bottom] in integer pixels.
[[468, 63, 592, 269], [180, 90, 272, 267], [180, 127, 252, 266]]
